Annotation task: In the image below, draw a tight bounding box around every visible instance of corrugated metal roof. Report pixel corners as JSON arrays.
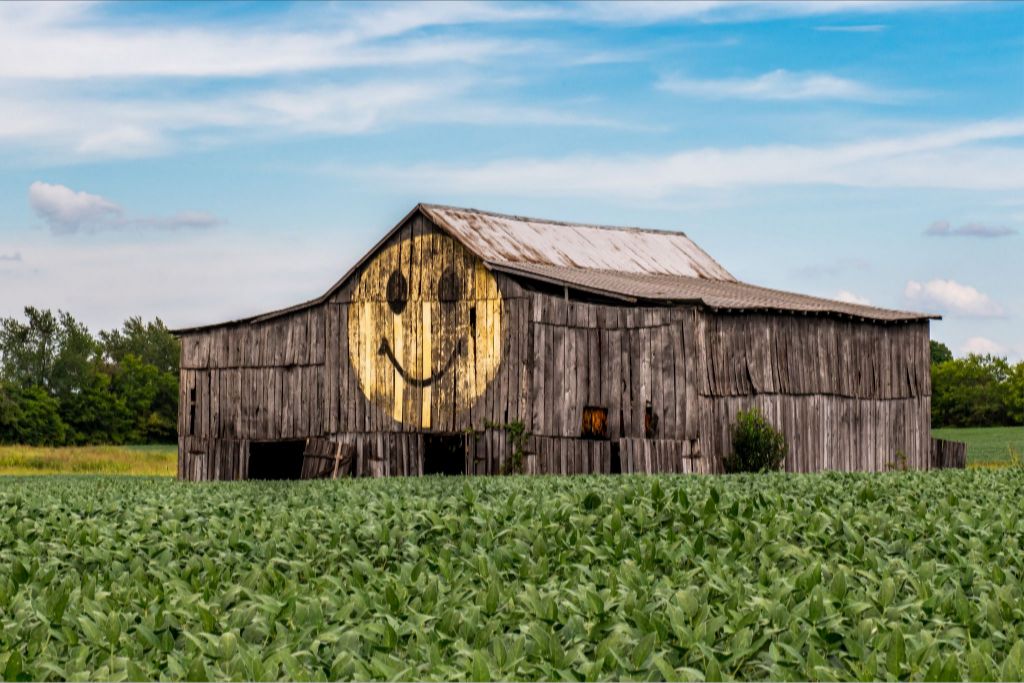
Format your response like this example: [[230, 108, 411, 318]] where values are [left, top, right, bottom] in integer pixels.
[[421, 204, 736, 281], [489, 262, 938, 322], [172, 203, 937, 333]]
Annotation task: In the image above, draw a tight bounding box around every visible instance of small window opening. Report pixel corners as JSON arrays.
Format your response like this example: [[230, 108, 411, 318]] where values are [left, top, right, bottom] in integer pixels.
[[610, 442, 622, 474], [644, 402, 659, 438], [423, 433, 466, 476], [188, 387, 197, 436], [469, 306, 477, 334], [248, 440, 305, 480], [581, 406, 609, 440]]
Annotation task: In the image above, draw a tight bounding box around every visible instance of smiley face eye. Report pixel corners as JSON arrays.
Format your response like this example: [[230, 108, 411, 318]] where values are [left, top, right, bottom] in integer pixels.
[[438, 266, 461, 303], [386, 270, 408, 315]]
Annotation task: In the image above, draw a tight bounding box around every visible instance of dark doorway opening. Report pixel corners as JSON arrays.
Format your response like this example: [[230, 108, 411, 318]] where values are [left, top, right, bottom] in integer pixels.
[[610, 442, 622, 475], [248, 440, 306, 480], [423, 434, 466, 475]]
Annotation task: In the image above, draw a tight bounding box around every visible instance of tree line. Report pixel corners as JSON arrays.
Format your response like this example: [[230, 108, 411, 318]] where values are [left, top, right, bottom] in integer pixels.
[[0, 306, 1019, 445], [0, 307, 179, 445], [930, 341, 1023, 428]]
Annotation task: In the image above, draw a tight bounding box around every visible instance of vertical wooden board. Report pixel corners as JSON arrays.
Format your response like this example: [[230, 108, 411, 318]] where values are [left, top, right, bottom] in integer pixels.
[[565, 327, 578, 437], [199, 370, 210, 438], [501, 300, 515, 424], [515, 298, 528, 422], [658, 325, 676, 439], [639, 326, 652, 429], [588, 325, 600, 408], [231, 369, 242, 438], [683, 310, 699, 436], [531, 323, 546, 436], [286, 367, 297, 438], [632, 327, 646, 435], [307, 367, 317, 436], [607, 329, 622, 439], [273, 367, 284, 439], [519, 303, 532, 430], [329, 305, 340, 433], [297, 366, 307, 437], [209, 370, 220, 439], [670, 322, 685, 439], [693, 311, 709, 397], [546, 324, 560, 437], [288, 366, 299, 440], [649, 326, 663, 436], [260, 367, 271, 441], [553, 324, 567, 437]]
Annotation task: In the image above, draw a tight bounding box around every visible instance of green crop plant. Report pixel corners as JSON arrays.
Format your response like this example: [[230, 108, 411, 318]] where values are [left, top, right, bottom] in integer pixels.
[[1, 470, 1023, 681]]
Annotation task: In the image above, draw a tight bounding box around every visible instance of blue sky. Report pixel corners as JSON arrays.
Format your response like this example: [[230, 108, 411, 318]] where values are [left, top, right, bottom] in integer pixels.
[[0, 1, 1021, 358]]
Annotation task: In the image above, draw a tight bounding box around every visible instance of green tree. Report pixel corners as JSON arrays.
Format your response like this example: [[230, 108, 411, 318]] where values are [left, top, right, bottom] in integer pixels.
[[0, 306, 60, 389], [930, 340, 953, 365], [932, 354, 1013, 427], [0, 383, 67, 445], [102, 317, 180, 443], [0, 308, 180, 445], [1008, 361, 1024, 425], [99, 317, 179, 374]]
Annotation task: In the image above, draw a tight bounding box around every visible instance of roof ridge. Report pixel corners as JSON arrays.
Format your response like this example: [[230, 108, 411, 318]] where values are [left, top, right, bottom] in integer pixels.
[[419, 202, 691, 238]]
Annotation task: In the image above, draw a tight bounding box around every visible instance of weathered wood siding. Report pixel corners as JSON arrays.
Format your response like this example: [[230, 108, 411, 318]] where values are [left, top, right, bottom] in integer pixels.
[[177, 211, 936, 479]]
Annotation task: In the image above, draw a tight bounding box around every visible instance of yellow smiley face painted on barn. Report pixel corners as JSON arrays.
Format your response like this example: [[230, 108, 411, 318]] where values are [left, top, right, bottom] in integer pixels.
[[347, 232, 503, 427]]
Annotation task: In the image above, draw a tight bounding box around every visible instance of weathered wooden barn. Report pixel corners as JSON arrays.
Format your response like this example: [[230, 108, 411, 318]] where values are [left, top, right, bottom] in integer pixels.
[[175, 203, 960, 480]]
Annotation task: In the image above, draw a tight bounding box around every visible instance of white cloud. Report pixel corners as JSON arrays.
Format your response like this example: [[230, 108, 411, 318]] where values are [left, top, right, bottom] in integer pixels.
[[834, 290, 871, 305], [0, 252, 22, 263], [0, 3, 533, 80], [904, 279, 1004, 317], [29, 182, 122, 235], [961, 336, 1007, 356], [658, 69, 889, 102], [365, 118, 1024, 196], [29, 182, 220, 235], [925, 220, 1017, 238]]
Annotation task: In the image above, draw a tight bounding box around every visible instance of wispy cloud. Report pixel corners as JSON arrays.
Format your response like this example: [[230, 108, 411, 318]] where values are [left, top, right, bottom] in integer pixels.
[[366, 118, 1024, 197], [573, 1, 956, 25], [0, 252, 22, 263], [29, 182, 220, 235], [904, 279, 1003, 317], [924, 220, 1018, 238], [0, 3, 535, 80], [793, 258, 871, 279], [0, 78, 624, 161], [816, 24, 887, 32], [657, 69, 893, 102], [834, 290, 871, 305], [961, 336, 1007, 356]]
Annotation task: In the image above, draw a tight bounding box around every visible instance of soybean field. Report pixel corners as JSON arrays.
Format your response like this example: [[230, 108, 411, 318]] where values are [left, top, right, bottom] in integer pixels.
[[1, 471, 1023, 681]]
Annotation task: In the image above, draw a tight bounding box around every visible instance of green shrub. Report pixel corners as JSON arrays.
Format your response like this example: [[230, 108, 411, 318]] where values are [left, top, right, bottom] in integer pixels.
[[724, 407, 787, 473]]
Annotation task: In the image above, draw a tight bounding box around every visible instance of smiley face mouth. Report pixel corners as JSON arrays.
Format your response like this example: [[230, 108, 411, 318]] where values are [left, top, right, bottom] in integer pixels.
[[377, 337, 464, 388]]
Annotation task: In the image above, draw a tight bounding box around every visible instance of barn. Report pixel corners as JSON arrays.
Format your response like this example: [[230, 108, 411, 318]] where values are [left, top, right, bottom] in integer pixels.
[[174, 203, 962, 481]]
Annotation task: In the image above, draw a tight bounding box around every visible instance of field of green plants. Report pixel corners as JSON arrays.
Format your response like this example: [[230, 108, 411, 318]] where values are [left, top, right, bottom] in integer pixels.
[[2, 471, 1023, 681]]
